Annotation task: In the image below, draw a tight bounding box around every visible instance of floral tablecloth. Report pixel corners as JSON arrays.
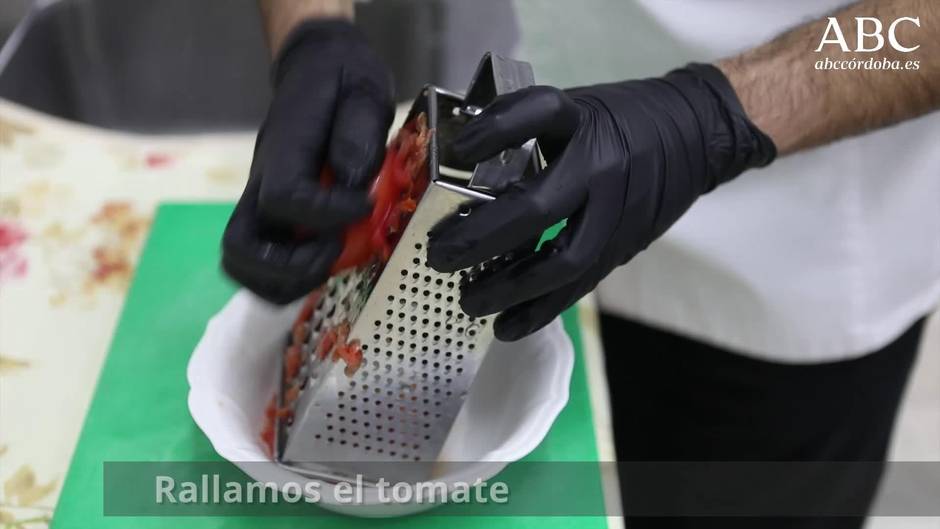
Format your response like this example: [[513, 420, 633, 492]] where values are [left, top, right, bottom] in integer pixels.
[[0, 99, 255, 526]]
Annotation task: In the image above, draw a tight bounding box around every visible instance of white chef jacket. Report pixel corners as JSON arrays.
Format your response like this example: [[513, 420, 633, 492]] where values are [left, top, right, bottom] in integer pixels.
[[573, 0, 940, 363]]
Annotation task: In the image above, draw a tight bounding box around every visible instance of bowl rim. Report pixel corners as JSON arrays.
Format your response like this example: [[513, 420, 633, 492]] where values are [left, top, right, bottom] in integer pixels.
[[187, 289, 574, 490]]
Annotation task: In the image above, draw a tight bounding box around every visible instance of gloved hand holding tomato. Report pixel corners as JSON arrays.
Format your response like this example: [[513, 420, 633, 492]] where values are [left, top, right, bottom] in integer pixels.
[[222, 19, 394, 304]]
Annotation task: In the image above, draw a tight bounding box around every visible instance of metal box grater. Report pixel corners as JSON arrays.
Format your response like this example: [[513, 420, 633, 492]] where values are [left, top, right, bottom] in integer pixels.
[[274, 53, 540, 484]]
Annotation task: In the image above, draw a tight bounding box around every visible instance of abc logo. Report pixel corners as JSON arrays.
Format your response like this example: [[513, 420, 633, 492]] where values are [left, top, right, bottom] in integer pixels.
[[815, 17, 921, 53]]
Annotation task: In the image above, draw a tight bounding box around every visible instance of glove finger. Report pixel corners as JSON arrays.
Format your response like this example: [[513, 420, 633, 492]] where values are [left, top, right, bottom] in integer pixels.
[[258, 65, 371, 230], [427, 146, 588, 273], [458, 179, 622, 316], [258, 184, 372, 232], [329, 77, 394, 189], [222, 177, 342, 304], [493, 273, 596, 342], [452, 85, 580, 164]]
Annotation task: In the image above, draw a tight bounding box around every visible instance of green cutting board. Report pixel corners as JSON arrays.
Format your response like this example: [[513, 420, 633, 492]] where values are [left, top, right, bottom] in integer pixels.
[[51, 203, 607, 528]]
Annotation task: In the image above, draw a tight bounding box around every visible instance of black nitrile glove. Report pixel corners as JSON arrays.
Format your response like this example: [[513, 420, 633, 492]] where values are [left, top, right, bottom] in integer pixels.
[[222, 19, 394, 304], [427, 64, 776, 341]]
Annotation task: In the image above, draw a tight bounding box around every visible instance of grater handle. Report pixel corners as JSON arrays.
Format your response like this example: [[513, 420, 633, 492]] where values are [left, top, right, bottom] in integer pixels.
[[462, 53, 539, 194], [464, 53, 536, 109]]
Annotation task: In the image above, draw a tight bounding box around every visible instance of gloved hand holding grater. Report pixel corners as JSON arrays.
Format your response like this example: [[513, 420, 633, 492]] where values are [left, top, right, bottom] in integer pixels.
[[427, 65, 777, 341]]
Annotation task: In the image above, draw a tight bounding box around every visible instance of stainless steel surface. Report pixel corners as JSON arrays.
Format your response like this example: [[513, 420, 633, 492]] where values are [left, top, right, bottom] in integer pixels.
[[275, 55, 539, 484]]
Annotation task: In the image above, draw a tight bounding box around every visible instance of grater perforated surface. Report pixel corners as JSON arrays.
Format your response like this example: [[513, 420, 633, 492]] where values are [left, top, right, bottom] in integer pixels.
[[272, 54, 537, 484], [276, 181, 499, 483]]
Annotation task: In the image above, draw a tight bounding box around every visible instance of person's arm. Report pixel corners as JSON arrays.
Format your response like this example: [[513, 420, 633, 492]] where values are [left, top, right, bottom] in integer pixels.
[[258, 0, 354, 56], [718, 0, 939, 155]]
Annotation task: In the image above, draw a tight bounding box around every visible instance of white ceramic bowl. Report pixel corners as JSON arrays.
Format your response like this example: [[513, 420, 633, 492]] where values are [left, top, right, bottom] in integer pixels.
[[187, 290, 574, 517]]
